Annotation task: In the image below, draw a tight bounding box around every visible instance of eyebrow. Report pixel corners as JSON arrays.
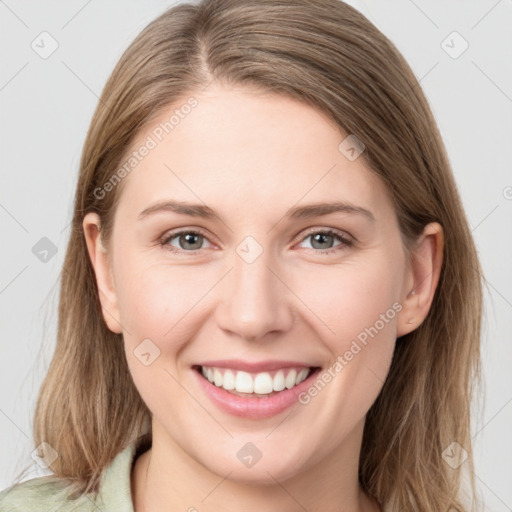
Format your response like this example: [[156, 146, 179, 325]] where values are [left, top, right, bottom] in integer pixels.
[[138, 200, 376, 223]]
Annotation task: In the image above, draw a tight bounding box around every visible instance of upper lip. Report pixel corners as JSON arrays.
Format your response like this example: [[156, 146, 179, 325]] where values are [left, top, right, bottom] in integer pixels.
[[195, 359, 317, 373]]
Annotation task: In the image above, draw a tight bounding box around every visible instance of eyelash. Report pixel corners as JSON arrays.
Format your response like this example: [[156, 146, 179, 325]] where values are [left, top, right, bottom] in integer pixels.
[[159, 227, 354, 256]]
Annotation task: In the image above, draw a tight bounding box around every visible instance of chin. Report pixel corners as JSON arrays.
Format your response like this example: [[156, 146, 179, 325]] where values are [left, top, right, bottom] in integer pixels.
[[198, 444, 312, 485]]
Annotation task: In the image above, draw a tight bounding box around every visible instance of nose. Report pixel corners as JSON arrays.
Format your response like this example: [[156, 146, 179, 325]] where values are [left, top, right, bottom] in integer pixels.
[[215, 245, 294, 342]]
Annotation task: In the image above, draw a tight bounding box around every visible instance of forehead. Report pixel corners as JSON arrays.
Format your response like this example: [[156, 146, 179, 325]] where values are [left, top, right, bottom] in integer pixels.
[[115, 84, 393, 221]]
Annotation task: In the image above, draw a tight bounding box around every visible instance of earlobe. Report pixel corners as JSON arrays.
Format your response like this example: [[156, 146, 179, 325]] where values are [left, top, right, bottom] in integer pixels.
[[82, 213, 123, 334], [397, 222, 444, 337]]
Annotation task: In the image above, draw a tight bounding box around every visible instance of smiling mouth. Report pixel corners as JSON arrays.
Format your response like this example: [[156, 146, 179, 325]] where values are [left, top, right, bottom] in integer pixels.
[[193, 365, 320, 397]]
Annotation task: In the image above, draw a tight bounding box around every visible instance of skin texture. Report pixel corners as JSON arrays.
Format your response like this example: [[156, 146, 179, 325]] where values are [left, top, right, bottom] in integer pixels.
[[83, 84, 443, 512]]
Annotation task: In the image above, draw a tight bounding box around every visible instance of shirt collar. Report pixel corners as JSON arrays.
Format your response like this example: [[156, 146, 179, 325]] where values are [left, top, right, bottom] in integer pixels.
[[95, 434, 151, 512]]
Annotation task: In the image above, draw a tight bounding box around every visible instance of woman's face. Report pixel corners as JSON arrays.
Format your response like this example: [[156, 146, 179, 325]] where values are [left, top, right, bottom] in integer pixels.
[[86, 83, 419, 483]]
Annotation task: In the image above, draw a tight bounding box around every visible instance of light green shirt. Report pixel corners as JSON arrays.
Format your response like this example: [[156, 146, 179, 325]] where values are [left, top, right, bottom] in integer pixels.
[[0, 437, 144, 511]]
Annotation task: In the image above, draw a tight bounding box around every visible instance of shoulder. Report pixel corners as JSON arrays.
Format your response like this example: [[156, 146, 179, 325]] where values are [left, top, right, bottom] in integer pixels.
[[0, 476, 96, 512], [0, 434, 150, 512]]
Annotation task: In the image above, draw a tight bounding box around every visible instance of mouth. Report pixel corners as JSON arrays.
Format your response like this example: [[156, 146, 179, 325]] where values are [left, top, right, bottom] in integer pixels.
[[191, 361, 322, 418], [193, 364, 319, 398]]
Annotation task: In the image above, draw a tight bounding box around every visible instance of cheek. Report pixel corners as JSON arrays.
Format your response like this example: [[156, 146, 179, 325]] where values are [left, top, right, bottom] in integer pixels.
[[114, 260, 209, 416], [113, 255, 218, 352], [290, 261, 400, 437], [291, 257, 401, 346]]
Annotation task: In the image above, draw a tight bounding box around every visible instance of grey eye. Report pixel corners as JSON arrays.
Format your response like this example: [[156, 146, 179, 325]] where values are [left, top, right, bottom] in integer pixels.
[[165, 231, 212, 251], [309, 232, 337, 250]]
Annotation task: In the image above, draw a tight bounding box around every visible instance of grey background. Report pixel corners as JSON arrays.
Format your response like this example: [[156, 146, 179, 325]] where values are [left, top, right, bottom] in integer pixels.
[[1, 1, 511, 510]]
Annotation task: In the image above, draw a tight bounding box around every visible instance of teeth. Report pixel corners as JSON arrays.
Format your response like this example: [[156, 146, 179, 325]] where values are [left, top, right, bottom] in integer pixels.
[[296, 368, 309, 385], [223, 370, 235, 390], [285, 369, 297, 389], [273, 370, 285, 391], [200, 366, 311, 395], [213, 368, 223, 387], [235, 371, 254, 393], [254, 372, 273, 394]]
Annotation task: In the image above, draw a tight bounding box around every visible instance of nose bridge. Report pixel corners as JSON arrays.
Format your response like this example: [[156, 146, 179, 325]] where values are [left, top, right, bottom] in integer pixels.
[[217, 236, 292, 341]]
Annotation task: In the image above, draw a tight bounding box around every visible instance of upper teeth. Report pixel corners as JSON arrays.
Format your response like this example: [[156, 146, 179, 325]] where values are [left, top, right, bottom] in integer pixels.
[[201, 366, 311, 394]]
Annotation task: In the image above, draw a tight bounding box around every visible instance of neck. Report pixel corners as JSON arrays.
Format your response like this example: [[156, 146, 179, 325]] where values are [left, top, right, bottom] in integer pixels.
[[131, 419, 380, 512]]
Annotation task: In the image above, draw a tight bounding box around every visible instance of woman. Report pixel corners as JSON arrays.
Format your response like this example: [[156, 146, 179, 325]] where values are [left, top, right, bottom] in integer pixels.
[[0, 0, 483, 511]]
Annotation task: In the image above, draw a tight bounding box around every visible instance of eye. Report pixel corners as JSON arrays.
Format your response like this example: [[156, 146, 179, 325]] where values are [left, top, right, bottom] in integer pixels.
[[160, 229, 213, 254], [159, 227, 354, 256], [296, 228, 353, 254]]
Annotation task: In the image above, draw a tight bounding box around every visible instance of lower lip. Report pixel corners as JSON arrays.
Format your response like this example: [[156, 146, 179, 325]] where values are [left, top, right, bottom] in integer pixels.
[[193, 367, 321, 419]]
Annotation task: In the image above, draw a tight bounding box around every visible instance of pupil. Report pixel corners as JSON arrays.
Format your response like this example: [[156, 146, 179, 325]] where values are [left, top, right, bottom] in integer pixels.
[[312, 233, 333, 249], [182, 233, 202, 250]]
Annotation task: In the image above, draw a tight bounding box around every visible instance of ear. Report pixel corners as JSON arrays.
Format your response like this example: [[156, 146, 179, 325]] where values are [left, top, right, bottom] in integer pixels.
[[397, 222, 444, 337], [83, 212, 123, 334]]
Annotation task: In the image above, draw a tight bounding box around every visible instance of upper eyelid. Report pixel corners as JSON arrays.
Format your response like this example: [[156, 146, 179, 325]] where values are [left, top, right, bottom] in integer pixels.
[[295, 226, 353, 243], [160, 227, 213, 245]]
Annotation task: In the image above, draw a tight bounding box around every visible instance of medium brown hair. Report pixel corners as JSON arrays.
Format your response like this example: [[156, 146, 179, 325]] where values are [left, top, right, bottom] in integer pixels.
[[14, 1, 485, 510]]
